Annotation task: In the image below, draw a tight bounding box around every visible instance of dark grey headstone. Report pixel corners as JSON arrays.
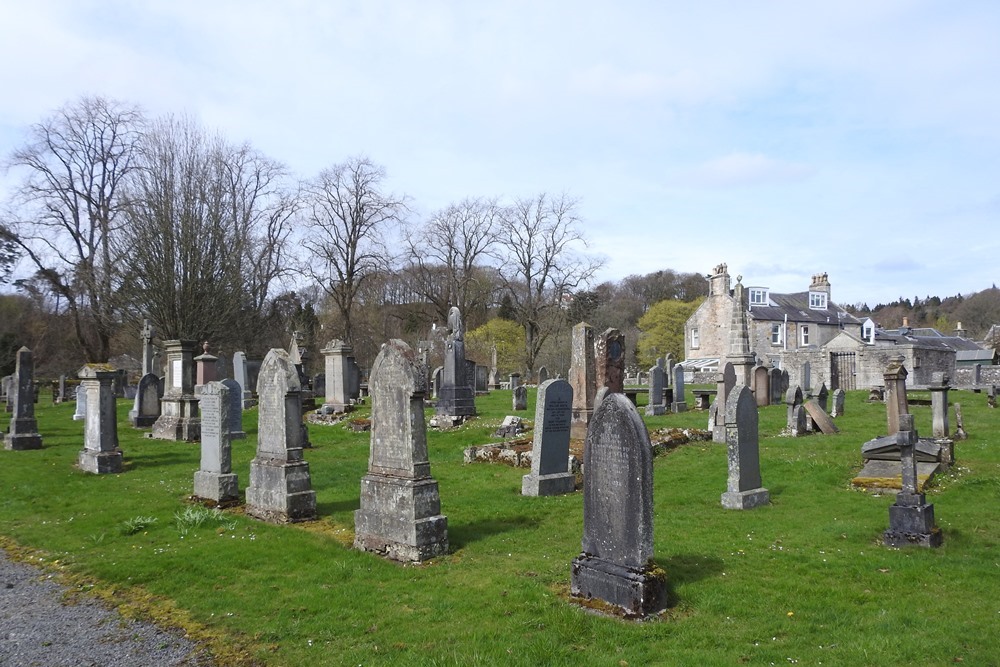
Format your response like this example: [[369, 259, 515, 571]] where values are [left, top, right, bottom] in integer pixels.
[[721, 386, 769, 509], [513, 385, 527, 411], [5, 347, 42, 450], [571, 393, 665, 617], [831, 388, 846, 418], [221, 378, 246, 440], [129, 372, 161, 429], [645, 364, 666, 416], [522, 379, 575, 496]]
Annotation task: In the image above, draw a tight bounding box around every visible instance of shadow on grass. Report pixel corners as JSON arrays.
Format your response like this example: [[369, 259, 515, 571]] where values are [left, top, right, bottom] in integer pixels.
[[316, 498, 360, 515], [125, 447, 199, 469], [448, 515, 535, 550], [659, 552, 725, 606]]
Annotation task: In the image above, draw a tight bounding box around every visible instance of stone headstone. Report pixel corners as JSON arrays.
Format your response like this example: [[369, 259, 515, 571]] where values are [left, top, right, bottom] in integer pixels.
[[73, 385, 88, 421], [569, 322, 596, 439], [721, 386, 769, 510], [884, 356, 909, 436], [245, 349, 316, 523], [57, 375, 67, 404], [816, 382, 829, 412], [140, 318, 155, 376], [431, 366, 443, 399], [753, 365, 770, 407], [221, 378, 246, 440], [883, 414, 943, 548], [522, 378, 575, 496], [785, 386, 805, 436], [645, 364, 666, 416], [953, 403, 967, 440], [803, 399, 839, 434], [321, 339, 355, 414], [77, 365, 123, 473], [929, 372, 950, 438], [713, 363, 737, 442], [312, 373, 326, 397], [5, 347, 43, 450], [152, 340, 201, 441], [571, 393, 665, 617], [233, 351, 254, 409], [801, 361, 812, 393], [2, 374, 13, 413], [435, 307, 476, 422], [509, 373, 522, 391], [769, 367, 783, 405], [594, 328, 625, 394], [513, 384, 528, 411], [671, 364, 687, 413], [194, 381, 239, 504], [475, 365, 489, 393], [537, 366, 549, 384], [129, 372, 161, 428], [355, 339, 448, 562], [831, 388, 846, 418]]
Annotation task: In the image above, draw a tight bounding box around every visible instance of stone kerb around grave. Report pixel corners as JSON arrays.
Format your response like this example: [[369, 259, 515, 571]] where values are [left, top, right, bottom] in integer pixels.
[[244, 349, 316, 523], [354, 339, 448, 562], [571, 392, 665, 617], [522, 379, 575, 497]]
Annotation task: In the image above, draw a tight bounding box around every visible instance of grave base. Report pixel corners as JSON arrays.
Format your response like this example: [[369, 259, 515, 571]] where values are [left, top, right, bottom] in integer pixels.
[[5, 432, 42, 450], [644, 405, 666, 416], [671, 402, 687, 413], [721, 487, 770, 510], [883, 500, 942, 548], [151, 415, 201, 442], [522, 471, 576, 497], [245, 458, 316, 523], [194, 471, 240, 504], [571, 554, 666, 618], [78, 448, 123, 474], [354, 475, 448, 562], [130, 413, 158, 428]]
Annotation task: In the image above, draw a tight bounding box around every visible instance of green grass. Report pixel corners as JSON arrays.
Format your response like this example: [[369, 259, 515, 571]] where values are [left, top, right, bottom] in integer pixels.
[[1, 387, 998, 666]]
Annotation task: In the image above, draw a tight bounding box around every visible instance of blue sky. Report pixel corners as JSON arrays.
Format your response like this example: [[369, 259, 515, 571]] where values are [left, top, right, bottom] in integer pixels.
[[2, 0, 999, 308]]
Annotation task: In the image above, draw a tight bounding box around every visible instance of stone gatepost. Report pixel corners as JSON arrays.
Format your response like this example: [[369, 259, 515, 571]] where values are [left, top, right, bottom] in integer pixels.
[[77, 364, 123, 474], [721, 386, 769, 510], [245, 349, 316, 523], [152, 339, 200, 441], [522, 378, 575, 496], [883, 414, 942, 548], [884, 356, 909, 436], [569, 322, 596, 438], [571, 393, 665, 617], [321, 339, 355, 413], [355, 339, 448, 562], [5, 347, 43, 450], [194, 381, 239, 505]]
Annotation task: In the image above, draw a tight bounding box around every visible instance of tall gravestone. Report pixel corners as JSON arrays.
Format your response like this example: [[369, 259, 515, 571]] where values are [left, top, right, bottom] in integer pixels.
[[245, 349, 316, 523], [671, 364, 687, 412], [883, 414, 943, 548], [77, 365, 123, 473], [73, 385, 87, 421], [595, 328, 625, 394], [140, 319, 155, 375], [802, 361, 812, 394], [713, 362, 737, 443], [5, 347, 43, 450], [321, 339, 355, 413], [569, 322, 596, 439], [220, 378, 246, 439], [513, 385, 528, 411], [721, 386, 770, 510], [129, 373, 161, 428], [435, 307, 476, 423], [233, 351, 254, 409], [194, 381, 239, 505], [571, 393, 665, 617], [752, 365, 770, 407], [645, 362, 666, 416], [57, 375, 67, 404], [929, 372, 950, 438], [884, 357, 909, 436], [355, 339, 448, 562], [522, 379, 575, 496], [769, 367, 783, 405], [152, 340, 200, 441], [3, 375, 14, 413], [816, 383, 829, 412], [431, 366, 443, 400]]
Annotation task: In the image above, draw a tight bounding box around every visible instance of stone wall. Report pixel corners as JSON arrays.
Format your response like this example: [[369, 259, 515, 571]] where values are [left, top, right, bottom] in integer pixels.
[[954, 365, 1000, 387]]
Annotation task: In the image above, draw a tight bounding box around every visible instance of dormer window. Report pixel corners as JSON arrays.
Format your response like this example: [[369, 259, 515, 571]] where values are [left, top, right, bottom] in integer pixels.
[[748, 288, 768, 307], [808, 291, 828, 310]]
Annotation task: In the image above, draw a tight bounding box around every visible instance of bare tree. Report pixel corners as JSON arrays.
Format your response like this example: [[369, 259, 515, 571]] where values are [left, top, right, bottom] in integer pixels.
[[2, 96, 144, 361], [404, 197, 502, 328], [301, 156, 407, 345], [116, 115, 295, 345], [494, 193, 601, 375]]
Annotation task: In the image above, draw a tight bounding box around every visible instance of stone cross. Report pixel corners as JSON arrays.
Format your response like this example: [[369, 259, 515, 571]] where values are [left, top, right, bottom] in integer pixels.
[[355, 339, 448, 562], [721, 386, 769, 510], [883, 414, 943, 548], [194, 381, 239, 504], [571, 393, 665, 617], [522, 378, 575, 496], [141, 319, 155, 376], [77, 364, 123, 473], [4, 347, 42, 450], [245, 349, 316, 523]]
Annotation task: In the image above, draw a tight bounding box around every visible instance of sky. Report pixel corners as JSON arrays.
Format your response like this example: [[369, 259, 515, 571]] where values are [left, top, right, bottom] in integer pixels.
[[1, 0, 999, 308]]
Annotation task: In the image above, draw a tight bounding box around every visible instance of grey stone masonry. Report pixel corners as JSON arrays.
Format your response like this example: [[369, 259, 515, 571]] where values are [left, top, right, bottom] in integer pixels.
[[930, 372, 950, 438], [571, 393, 665, 617], [522, 379, 575, 496], [129, 373, 161, 428], [434, 307, 476, 422], [594, 328, 625, 394], [513, 384, 528, 411], [152, 340, 200, 441], [355, 339, 448, 562], [77, 365, 123, 474], [245, 349, 316, 523], [721, 386, 769, 510], [726, 278, 756, 387], [194, 381, 239, 505], [321, 339, 355, 413], [5, 347, 42, 450], [569, 322, 596, 439], [883, 414, 943, 548]]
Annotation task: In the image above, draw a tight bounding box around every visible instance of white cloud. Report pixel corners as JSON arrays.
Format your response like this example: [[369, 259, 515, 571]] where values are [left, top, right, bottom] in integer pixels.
[[682, 152, 815, 189]]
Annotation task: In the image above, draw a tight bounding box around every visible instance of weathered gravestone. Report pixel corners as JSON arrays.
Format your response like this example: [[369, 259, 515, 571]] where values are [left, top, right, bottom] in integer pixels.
[[431, 366, 443, 399], [510, 373, 522, 392], [816, 383, 829, 412], [753, 365, 770, 407], [769, 367, 783, 405], [3, 374, 14, 413], [929, 372, 950, 438], [5, 347, 43, 450], [152, 340, 201, 441], [522, 379, 575, 496], [671, 364, 687, 413], [884, 356, 909, 436], [595, 328, 625, 394], [77, 364, 123, 474], [321, 339, 355, 414], [475, 365, 489, 394], [571, 393, 665, 617], [721, 386, 769, 510], [801, 361, 812, 393], [73, 384, 87, 421], [355, 339, 448, 562], [569, 322, 596, 439], [194, 381, 239, 505], [645, 363, 666, 416], [57, 375, 67, 404], [129, 372, 161, 428], [434, 307, 476, 424], [221, 378, 246, 440], [883, 414, 943, 548], [512, 384, 528, 411], [831, 388, 846, 418], [537, 366, 549, 385], [803, 399, 839, 434], [233, 351, 254, 409], [245, 349, 316, 523], [785, 386, 806, 436], [713, 363, 737, 443]]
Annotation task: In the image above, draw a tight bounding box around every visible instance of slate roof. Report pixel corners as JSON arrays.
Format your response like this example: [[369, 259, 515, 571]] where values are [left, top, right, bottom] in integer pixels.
[[747, 291, 861, 326], [879, 328, 983, 352], [956, 349, 997, 362]]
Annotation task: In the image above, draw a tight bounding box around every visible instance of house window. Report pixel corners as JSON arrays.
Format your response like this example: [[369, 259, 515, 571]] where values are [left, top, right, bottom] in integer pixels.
[[771, 323, 782, 345], [863, 325, 873, 341], [690, 328, 700, 349], [809, 291, 827, 310], [749, 288, 768, 306], [801, 325, 810, 346]]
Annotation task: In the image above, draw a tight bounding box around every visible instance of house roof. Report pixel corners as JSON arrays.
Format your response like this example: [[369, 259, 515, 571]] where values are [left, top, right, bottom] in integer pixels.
[[880, 327, 983, 352], [956, 349, 996, 362], [747, 291, 861, 326]]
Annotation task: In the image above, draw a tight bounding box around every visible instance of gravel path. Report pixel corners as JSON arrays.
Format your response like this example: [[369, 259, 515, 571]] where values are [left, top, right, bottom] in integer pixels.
[[0, 550, 213, 667]]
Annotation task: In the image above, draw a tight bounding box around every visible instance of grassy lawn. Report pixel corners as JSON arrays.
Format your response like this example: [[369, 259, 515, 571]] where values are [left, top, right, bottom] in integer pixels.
[[1, 386, 997, 666]]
